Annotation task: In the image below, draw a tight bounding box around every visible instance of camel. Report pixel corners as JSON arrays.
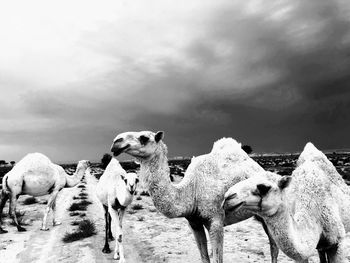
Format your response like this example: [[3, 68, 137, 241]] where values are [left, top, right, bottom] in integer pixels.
[[0, 153, 90, 232], [96, 157, 138, 262], [223, 142, 350, 262], [110, 131, 279, 263]]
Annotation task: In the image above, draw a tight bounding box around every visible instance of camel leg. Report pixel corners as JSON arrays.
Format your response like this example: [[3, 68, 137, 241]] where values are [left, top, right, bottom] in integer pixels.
[[0, 191, 9, 222], [9, 195, 26, 232], [109, 205, 126, 262], [327, 239, 347, 263], [108, 213, 114, 240], [52, 192, 62, 226], [318, 250, 328, 263], [0, 191, 9, 233], [187, 219, 210, 263], [41, 190, 59, 230], [102, 205, 112, 253], [257, 216, 279, 263], [206, 219, 224, 263], [118, 208, 126, 262]]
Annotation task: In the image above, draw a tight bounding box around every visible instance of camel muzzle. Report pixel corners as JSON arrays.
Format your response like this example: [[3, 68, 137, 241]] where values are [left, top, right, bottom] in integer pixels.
[[111, 144, 130, 156]]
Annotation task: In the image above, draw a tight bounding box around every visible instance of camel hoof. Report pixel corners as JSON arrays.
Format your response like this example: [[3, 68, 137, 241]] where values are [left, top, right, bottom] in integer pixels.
[[102, 246, 111, 254], [0, 228, 8, 234], [17, 226, 26, 232], [40, 227, 49, 231]]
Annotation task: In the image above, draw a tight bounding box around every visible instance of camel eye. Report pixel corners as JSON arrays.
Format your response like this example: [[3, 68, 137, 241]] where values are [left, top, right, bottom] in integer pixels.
[[251, 189, 260, 196], [139, 135, 149, 145]]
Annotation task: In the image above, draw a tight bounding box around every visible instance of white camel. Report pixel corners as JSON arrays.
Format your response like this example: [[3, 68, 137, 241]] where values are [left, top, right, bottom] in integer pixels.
[[0, 153, 90, 232], [223, 142, 350, 262], [96, 158, 138, 262], [110, 131, 279, 263]]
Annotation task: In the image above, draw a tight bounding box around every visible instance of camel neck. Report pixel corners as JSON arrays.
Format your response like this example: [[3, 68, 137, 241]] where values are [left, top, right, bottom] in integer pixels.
[[65, 165, 85, 188], [264, 203, 321, 260], [140, 142, 191, 218]]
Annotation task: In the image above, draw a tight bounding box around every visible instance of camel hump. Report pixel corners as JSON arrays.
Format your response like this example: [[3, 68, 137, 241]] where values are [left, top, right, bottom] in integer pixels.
[[297, 142, 327, 166], [22, 152, 52, 163], [211, 138, 242, 155], [10, 153, 52, 173]]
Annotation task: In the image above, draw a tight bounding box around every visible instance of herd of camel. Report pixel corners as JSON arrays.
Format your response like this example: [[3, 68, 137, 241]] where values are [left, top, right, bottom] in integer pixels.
[[0, 130, 349, 263]]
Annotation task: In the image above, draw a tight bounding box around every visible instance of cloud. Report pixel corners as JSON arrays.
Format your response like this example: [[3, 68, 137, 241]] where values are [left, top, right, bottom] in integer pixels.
[[1, 0, 350, 162]]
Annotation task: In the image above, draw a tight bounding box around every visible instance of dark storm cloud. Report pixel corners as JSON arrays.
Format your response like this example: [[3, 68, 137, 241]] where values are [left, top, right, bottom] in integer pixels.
[[3, 0, 350, 162], [103, 0, 350, 154], [56, 0, 350, 158]]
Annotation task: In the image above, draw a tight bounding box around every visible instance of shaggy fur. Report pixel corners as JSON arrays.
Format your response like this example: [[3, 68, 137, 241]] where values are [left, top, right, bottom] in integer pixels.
[[0, 153, 90, 232], [224, 142, 350, 262], [96, 158, 138, 262], [111, 131, 278, 263]]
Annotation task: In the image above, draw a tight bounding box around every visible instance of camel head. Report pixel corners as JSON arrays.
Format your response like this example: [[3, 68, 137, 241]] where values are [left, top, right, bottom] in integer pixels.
[[121, 172, 139, 194], [77, 160, 91, 170], [223, 173, 292, 217], [111, 131, 164, 159]]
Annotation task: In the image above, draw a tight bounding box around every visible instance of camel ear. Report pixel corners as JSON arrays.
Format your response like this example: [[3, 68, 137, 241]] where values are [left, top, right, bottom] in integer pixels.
[[155, 131, 164, 142], [278, 176, 292, 190], [256, 184, 271, 196]]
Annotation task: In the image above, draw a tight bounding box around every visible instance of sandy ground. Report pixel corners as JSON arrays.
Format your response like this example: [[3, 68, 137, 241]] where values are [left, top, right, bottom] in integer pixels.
[[1, 169, 349, 263]]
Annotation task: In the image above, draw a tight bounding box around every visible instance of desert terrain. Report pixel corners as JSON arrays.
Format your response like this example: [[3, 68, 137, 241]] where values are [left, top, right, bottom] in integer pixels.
[[0, 154, 350, 262]]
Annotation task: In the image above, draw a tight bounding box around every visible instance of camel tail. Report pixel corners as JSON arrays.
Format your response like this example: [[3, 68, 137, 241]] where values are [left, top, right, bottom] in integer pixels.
[[1, 175, 10, 194]]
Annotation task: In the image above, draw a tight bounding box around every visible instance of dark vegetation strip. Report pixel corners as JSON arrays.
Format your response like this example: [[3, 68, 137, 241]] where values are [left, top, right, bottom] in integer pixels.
[[68, 200, 92, 212], [62, 219, 96, 243]]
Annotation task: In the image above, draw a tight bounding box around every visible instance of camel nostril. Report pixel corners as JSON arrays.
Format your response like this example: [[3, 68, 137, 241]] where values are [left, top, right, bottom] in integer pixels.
[[226, 193, 237, 201], [114, 138, 123, 143]]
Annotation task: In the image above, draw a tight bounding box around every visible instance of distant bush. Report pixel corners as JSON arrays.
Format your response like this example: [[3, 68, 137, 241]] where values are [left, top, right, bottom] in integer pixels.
[[242, 145, 253, 154], [68, 200, 92, 212], [62, 219, 96, 243], [139, 190, 150, 196], [131, 204, 143, 210], [69, 212, 81, 216], [148, 207, 157, 213], [71, 220, 81, 226], [23, 197, 37, 205], [73, 196, 88, 200], [127, 210, 136, 215], [69, 203, 87, 211]]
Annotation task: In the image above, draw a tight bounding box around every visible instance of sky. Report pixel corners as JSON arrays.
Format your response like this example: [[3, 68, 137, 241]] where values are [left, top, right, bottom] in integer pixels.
[[0, 0, 350, 163]]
